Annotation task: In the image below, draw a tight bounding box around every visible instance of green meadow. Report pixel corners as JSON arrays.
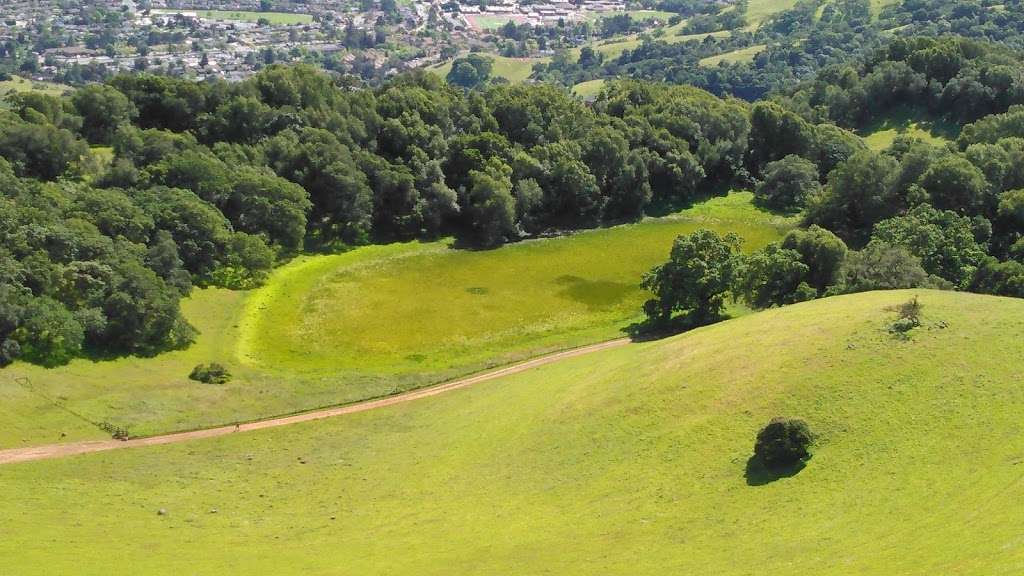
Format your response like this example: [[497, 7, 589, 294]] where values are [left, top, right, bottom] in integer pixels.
[[3, 290, 1022, 574], [861, 105, 959, 150], [428, 55, 546, 83], [0, 75, 71, 103], [2, 193, 792, 444], [699, 44, 767, 66]]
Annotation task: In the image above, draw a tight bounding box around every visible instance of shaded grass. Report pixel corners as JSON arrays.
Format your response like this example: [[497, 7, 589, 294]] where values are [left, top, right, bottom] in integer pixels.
[[1, 193, 790, 442], [860, 105, 959, 151], [3, 291, 1023, 574]]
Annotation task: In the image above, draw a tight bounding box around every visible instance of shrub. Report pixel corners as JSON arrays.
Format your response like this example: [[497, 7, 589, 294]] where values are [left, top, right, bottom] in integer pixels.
[[753, 417, 814, 468], [888, 296, 923, 334], [189, 362, 232, 384]]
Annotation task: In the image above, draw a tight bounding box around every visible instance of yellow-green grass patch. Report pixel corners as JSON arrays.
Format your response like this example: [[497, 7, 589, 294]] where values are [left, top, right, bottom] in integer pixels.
[[699, 44, 766, 66], [3, 290, 1023, 574], [572, 78, 606, 99]]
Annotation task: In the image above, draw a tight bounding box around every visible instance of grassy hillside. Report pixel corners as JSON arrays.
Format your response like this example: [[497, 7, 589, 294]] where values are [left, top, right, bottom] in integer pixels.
[[2, 193, 791, 443], [3, 290, 1023, 574]]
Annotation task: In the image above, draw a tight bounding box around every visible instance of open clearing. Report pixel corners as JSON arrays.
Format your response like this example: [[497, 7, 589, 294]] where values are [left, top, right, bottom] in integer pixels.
[[2, 193, 791, 443], [572, 78, 606, 99], [0, 75, 71, 103], [699, 44, 767, 66], [860, 105, 959, 150], [151, 9, 313, 24], [428, 54, 546, 83], [2, 290, 1022, 574]]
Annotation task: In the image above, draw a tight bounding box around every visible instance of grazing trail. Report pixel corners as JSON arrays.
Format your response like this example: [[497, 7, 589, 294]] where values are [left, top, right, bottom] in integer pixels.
[[0, 338, 632, 465]]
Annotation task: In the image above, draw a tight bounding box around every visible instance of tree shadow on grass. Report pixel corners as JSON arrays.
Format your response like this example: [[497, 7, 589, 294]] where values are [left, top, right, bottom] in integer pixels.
[[744, 454, 808, 486], [621, 311, 732, 343]]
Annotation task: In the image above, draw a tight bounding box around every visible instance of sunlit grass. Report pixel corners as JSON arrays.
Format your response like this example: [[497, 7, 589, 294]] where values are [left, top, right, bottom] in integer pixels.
[[3, 290, 1022, 574]]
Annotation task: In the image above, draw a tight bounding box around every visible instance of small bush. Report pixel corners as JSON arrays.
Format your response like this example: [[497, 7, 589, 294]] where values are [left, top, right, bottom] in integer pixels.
[[189, 362, 231, 384], [753, 417, 814, 468], [887, 296, 923, 334]]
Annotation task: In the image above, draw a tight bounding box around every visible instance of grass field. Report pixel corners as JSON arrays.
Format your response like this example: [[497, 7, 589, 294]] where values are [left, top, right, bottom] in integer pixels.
[[0, 75, 71, 104], [746, 0, 801, 26], [2, 193, 791, 444], [152, 9, 313, 24], [699, 44, 767, 67], [572, 78, 606, 99], [3, 290, 1023, 574], [429, 55, 546, 83], [860, 105, 959, 150], [588, 9, 677, 22]]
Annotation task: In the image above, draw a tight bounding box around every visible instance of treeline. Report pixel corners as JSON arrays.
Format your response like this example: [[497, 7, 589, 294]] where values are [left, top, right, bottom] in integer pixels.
[[5, 37, 1024, 367], [0, 66, 785, 366], [779, 37, 1024, 127]]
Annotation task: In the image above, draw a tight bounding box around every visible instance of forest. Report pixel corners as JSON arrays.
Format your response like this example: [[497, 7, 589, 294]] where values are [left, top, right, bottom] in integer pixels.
[[1, 33, 1024, 367]]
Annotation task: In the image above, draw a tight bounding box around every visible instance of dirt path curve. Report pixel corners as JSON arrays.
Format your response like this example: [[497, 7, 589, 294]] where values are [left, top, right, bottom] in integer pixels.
[[0, 338, 631, 465]]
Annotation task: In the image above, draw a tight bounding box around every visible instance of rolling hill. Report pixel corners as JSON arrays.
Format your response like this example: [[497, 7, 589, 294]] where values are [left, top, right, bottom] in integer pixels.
[[2, 290, 1022, 574], [2, 193, 792, 444]]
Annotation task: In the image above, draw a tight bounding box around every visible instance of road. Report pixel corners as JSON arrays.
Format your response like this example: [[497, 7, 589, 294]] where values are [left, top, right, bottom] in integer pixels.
[[0, 338, 631, 465]]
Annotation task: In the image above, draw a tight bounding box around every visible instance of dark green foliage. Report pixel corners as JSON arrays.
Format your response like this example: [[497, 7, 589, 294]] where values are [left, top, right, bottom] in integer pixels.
[[189, 362, 231, 384], [780, 226, 848, 292], [919, 155, 988, 215], [447, 54, 494, 89], [754, 155, 820, 211], [830, 244, 941, 294], [753, 417, 814, 469], [739, 244, 815, 309], [466, 159, 517, 247], [1, 58, 1023, 367], [969, 257, 1024, 297], [870, 204, 988, 288], [806, 150, 900, 245], [642, 229, 743, 326], [71, 84, 137, 145]]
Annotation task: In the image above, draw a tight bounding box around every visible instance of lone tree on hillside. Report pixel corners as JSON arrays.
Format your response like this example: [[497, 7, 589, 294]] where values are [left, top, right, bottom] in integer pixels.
[[753, 417, 814, 469], [641, 229, 743, 327]]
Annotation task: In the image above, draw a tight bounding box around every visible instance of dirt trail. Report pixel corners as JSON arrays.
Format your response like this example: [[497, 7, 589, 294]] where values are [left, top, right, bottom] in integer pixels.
[[0, 338, 631, 465]]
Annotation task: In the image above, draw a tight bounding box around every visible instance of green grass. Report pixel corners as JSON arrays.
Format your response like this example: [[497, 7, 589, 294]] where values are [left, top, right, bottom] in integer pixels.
[[572, 78, 606, 99], [3, 290, 1023, 574], [699, 44, 766, 67], [152, 9, 313, 24], [588, 9, 677, 22], [0, 75, 71, 104], [428, 55, 547, 83], [1, 193, 791, 443], [746, 0, 801, 27], [860, 105, 959, 151]]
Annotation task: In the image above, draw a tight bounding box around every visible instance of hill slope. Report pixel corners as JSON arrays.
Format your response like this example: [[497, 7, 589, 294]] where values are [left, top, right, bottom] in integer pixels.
[[2, 290, 1023, 574], [3, 193, 789, 444]]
